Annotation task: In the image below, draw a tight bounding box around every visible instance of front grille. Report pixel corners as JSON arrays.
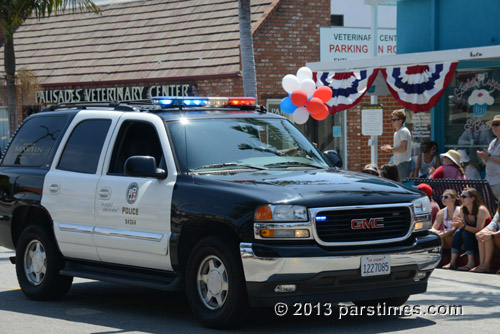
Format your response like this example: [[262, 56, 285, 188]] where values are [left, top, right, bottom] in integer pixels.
[[314, 206, 412, 244]]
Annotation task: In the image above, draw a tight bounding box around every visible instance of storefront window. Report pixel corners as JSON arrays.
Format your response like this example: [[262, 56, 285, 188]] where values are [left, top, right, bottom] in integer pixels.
[[444, 69, 500, 177], [405, 110, 432, 156], [0, 107, 9, 154]]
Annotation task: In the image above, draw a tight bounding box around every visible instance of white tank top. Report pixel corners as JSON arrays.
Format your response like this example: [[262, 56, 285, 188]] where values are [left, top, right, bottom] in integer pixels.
[[443, 207, 459, 231]]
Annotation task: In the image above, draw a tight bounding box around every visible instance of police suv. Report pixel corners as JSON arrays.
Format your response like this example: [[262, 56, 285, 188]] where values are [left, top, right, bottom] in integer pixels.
[[0, 97, 441, 328]]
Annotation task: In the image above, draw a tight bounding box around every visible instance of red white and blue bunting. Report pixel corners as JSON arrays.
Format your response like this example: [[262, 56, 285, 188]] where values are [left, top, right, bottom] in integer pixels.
[[381, 62, 458, 113], [314, 69, 379, 114], [312, 62, 458, 115]]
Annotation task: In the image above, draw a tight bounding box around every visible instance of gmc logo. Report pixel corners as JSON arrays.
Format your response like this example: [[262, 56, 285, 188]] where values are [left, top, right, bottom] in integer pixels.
[[351, 217, 385, 229]]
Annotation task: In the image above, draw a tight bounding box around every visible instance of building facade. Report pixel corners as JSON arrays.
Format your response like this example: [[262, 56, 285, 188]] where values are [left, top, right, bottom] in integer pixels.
[[397, 0, 500, 178], [0, 0, 330, 152]]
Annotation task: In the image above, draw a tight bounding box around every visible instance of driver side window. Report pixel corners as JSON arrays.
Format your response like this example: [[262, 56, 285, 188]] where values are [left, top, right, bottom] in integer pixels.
[[108, 121, 164, 175]]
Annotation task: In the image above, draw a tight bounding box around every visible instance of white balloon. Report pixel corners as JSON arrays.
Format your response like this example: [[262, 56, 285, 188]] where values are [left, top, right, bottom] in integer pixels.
[[282, 74, 300, 94], [293, 107, 310, 124], [296, 67, 313, 81], [300, 78, 316, 98]]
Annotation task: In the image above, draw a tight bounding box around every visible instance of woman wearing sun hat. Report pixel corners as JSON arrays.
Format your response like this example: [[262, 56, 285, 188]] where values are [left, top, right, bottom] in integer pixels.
[[477, 115, 500, 200], [430, 149, 465, 179]]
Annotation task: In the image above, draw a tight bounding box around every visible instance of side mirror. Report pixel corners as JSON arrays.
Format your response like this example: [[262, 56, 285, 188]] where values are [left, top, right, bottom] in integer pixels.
[[124, 156, 167, 179], [323, 150, 343, 168]]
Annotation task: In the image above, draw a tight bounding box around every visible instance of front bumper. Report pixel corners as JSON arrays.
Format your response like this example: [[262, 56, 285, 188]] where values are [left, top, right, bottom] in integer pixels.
[[240, 233, 441, 307]]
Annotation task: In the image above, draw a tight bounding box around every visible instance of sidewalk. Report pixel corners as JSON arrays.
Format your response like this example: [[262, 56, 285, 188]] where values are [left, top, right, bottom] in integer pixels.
[[438, 249, 500, 274]]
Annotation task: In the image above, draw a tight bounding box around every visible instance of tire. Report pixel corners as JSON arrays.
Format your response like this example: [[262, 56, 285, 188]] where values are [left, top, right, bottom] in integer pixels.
[[353, 295, 410, 307], [15, 225, 73, 300], [185, 236, 249, 328]]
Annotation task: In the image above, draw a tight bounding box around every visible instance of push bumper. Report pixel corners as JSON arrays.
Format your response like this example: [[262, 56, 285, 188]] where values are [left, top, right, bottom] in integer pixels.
[[240, 233, 441, 307]]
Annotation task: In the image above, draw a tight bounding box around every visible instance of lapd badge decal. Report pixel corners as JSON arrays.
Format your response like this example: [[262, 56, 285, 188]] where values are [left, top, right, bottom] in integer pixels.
[[126, 182, 139, 204]]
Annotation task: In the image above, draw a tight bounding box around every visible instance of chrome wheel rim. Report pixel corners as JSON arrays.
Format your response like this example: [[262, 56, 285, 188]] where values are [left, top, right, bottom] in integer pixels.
[[24, 240, 47, 286], [197, 255, 228, 310]]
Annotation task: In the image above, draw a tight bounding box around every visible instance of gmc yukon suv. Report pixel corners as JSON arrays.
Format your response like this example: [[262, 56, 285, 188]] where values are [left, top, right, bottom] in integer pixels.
[[0, 97, 441, 328]]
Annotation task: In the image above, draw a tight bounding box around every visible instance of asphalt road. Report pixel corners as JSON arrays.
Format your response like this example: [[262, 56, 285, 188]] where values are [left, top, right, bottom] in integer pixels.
[[1, 246, 499, 334]]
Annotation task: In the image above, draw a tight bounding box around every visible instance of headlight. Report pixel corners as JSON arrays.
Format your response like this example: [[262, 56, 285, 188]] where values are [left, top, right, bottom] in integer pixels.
[[412, 196, 432, 231], [255, 204, 308, 221], [254, 205, 311, 239]]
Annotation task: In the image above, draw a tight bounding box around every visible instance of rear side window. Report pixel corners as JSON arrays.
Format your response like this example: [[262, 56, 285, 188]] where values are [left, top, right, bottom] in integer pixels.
[[57, 119, 111, 174], [1, 116, 67, 167]]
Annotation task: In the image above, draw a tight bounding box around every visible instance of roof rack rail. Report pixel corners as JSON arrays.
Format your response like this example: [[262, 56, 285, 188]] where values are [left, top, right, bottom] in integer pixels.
[[41, 101, 161, 113]]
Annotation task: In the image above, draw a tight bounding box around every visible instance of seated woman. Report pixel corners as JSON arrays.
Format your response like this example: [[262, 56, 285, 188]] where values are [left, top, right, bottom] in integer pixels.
[[362, 164, 380, 176], [430, 149, 465, 179], [442, 188, 490, 271], [413, 141, 441, 178], [430, 189, 461, 249], [472, 206, 500, 273], [381, 164, 401, 183]]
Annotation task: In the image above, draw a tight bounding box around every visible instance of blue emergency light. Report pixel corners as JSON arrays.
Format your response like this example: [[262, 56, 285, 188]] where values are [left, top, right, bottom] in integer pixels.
[[151, 96, 256, 109]]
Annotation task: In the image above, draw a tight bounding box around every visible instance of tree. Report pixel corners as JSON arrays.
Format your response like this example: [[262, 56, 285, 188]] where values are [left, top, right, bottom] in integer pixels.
[[238, 0, 257, 100], [0, 0, 100, 134]]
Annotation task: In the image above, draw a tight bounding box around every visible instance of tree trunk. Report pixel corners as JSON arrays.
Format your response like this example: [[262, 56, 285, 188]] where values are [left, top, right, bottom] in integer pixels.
[[238, 0, 258, 100], [4, 30, 18, 135]]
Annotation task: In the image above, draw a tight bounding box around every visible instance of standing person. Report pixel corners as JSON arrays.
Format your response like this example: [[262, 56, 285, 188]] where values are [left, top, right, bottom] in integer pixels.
[[477, 115, 500, 200], [430, 149, 465, 179], [442, 188, 490, 271], [472, 205, 500, 273], [430, 189, 461, 249], [381, 109, 412, 181], [413, 141, 441, 178]]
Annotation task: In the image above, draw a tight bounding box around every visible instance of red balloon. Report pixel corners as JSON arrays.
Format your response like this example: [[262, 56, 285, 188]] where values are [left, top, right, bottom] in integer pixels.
[[290, 90, 308, 107], [313, 86, 333, 103], [306, 97, 325, 115], [311, 104, 328, 120]]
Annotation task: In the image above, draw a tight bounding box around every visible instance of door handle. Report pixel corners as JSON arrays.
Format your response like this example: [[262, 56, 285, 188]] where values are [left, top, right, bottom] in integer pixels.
[[48, 183, 60, 195], [98, 187, 111, 200]]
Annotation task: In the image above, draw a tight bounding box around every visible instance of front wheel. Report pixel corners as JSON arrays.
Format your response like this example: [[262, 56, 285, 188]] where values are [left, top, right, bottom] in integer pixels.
[[185, 236, 248, 328], [15, 225, 73, 300]]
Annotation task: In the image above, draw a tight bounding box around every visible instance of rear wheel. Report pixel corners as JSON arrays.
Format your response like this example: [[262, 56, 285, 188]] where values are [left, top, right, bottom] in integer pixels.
[[353, 295, 410, 307], [16, 225, 73, 300], [185, 236, 248, 328]]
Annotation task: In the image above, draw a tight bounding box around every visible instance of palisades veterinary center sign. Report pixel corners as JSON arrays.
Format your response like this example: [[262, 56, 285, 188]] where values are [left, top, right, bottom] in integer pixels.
[[320, 27, 396, 62], [35, 84, 194, 104]]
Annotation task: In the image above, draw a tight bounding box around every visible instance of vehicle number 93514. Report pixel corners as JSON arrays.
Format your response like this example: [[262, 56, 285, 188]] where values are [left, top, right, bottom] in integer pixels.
[[360, 255, 391, 277]]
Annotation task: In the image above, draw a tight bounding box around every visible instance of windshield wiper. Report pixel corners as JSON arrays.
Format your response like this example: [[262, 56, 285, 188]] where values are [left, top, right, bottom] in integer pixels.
[[264, 161, 324, 169], [192, 163, 268, 171]]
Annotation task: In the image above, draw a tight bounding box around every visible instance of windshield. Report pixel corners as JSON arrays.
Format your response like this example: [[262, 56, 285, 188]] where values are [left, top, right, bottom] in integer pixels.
[[166, 117, 329, 172]]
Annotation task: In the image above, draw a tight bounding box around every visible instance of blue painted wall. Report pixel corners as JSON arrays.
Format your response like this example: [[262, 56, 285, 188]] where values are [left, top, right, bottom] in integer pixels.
[[397, 0, 500, 54]]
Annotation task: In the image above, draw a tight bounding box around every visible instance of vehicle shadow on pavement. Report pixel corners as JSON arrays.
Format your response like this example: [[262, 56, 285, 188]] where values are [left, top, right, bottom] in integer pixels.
[[407, 273, 500, 323], [0, 279, 449, 334]]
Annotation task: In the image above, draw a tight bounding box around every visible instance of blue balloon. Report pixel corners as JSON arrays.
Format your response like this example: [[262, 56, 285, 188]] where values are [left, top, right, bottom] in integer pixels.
[[280, 96, 297, 114]]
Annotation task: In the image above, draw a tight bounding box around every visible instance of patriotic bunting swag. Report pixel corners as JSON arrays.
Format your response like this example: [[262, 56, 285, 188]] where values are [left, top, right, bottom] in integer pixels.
[[314, 69, 379, 114], [282, 62, 458, 123], [381, 62, 458, 113]]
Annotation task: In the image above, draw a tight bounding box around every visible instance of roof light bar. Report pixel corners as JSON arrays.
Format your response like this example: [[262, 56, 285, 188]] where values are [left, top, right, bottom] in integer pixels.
[[228, 97, 256, 107], [151, 96, 256, 109]]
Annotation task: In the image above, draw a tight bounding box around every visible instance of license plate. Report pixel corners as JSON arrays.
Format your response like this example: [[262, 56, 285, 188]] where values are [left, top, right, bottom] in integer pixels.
[[360, 255, 391, 277]]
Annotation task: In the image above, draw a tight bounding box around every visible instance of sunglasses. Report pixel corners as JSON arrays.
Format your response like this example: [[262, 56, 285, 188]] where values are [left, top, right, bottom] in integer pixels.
[[431, 147, 437, 150], [492, 123, 500, 127], [441, 195, 452, 199], [362, 170, 379, 176], [461, 194, 473, 199], [391, 119, 401, 122]]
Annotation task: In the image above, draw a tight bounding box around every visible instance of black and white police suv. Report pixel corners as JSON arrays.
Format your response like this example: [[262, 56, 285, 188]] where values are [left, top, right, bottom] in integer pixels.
[[0, 97, 441, 327]]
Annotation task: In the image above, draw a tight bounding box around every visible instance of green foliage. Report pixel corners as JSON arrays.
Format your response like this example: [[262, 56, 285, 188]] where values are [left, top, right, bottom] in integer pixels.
[[0, 0, 100, 40]]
